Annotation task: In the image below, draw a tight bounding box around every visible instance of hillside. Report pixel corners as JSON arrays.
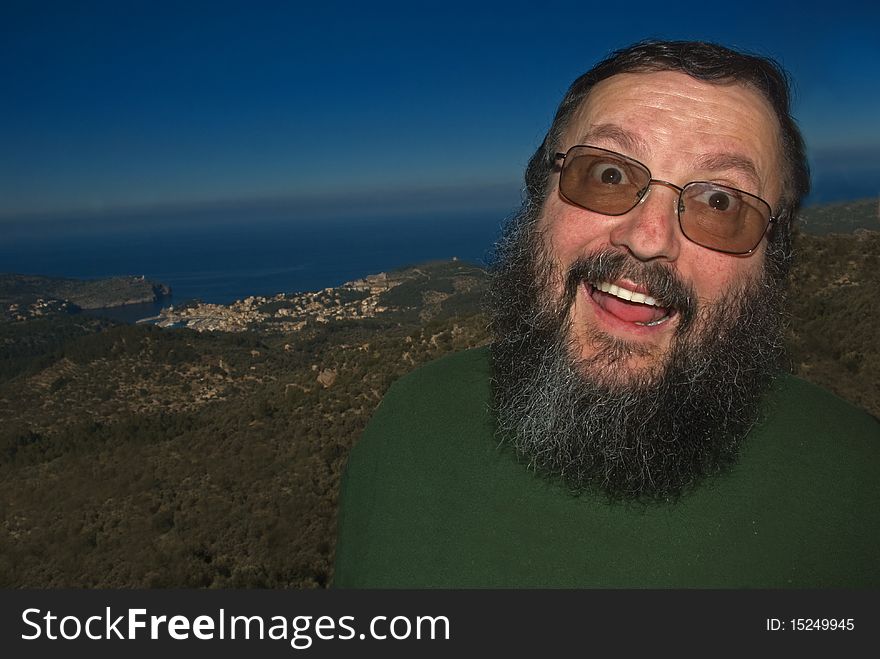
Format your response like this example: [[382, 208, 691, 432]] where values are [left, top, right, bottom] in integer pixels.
[[0, 208, 878, 588], [0, 260, 490, 588], [0, 273, 171, 316], [799, 197, 878, 234], [786, 229, 880, 415]]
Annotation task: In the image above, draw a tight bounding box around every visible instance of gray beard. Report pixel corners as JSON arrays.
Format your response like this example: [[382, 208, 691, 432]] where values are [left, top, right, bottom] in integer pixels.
[[487, 207, 787, 501]]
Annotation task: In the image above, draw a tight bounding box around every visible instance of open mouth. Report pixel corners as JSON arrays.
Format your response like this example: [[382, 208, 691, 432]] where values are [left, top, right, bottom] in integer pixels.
[[586, 281, 675, 327]]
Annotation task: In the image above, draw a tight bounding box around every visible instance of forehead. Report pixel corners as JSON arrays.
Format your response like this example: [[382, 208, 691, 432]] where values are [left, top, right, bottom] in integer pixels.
[[563, 71, 783, 200]]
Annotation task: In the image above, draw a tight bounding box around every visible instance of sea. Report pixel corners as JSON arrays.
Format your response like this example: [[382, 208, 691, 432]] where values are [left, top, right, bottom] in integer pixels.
[[0, 207, 513, 322], [2, 167, 877, 323]]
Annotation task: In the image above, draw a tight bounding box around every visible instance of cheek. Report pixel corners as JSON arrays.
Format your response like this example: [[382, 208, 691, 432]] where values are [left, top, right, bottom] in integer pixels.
[[680, 243, 766, 303], [540, 196, 612, 264]]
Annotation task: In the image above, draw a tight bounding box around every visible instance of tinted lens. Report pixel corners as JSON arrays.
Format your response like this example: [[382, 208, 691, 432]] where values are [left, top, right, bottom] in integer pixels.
[[680, 182, 772, 254], [559, 146, 650, 215]]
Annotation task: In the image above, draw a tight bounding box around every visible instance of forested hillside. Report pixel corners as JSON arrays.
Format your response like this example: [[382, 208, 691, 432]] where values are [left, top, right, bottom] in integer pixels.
[[0, 262, 490, 588]]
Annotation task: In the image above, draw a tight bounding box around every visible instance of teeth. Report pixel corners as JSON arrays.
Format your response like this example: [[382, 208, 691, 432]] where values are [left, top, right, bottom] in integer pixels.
[[595, 281, 659, 307]]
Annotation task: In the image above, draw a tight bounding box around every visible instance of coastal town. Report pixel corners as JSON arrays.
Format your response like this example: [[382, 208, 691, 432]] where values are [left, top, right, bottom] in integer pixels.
[[1, 259, 484, 332], [143, 271, 401, 333]]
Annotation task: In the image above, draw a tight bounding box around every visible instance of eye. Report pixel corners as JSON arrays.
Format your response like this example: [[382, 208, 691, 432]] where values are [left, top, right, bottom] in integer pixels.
[[589, 161, 630, 185], [708, 191, 731, 210], [694, 187, 742, 213]]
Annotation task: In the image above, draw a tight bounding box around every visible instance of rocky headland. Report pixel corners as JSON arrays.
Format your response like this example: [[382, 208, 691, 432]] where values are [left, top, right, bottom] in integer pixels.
[[0, 273, 171, 320]]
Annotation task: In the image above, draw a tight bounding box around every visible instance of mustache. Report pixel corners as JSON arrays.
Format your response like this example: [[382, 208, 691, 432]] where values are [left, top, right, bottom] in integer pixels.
[[563, 250, 697, 329]]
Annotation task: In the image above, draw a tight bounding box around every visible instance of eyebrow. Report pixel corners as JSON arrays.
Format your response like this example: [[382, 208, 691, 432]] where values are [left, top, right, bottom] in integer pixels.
[[578, 124, 649, 156], [578, 123, 763, 192], [693, 153, 761, 191]]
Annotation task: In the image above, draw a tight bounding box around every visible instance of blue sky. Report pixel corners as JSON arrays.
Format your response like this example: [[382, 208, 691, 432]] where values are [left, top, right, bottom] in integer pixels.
[[2, 0, 879, 220]]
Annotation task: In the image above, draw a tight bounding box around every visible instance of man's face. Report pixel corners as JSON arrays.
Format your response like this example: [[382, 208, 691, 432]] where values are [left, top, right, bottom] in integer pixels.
[[540, 71, 783, 378], [489, 70, 789, 499]]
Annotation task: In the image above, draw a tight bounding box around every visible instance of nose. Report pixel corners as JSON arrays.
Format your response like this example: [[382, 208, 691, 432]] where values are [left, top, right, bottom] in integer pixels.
[[608, 182, 682, 262]]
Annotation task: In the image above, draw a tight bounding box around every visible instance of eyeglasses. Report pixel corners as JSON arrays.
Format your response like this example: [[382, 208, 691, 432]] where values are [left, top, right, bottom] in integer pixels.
[[554, 145, 776, 255]]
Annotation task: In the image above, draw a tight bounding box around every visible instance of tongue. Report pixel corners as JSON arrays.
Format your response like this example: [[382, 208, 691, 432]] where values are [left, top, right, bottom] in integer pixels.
[[591, 288, 669, 324]]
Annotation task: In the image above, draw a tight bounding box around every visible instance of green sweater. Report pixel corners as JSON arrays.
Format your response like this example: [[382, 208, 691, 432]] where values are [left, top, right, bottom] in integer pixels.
[[334, 347, 880, 588]]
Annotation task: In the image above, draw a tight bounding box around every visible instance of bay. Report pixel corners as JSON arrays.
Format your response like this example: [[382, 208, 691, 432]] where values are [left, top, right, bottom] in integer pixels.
[[0, 210, 510, 308]]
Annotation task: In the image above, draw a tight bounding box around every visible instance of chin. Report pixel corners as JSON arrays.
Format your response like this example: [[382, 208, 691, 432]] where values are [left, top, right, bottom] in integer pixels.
[[565, 330, 669, 390], [565, 299, 676, 387]]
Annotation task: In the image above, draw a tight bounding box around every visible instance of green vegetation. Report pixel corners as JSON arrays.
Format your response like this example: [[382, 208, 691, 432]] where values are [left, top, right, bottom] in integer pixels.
[[786, 229, 880, 416], [0, 263, 489, 588], [0, 202, 878, 588]]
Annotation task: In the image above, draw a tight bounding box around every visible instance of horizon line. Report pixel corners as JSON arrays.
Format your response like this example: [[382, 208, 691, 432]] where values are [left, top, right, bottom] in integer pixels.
[[0, 180, 524, 224]]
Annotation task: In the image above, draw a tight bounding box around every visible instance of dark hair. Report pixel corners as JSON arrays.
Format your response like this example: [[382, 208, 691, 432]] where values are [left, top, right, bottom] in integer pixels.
[[524, 40, 810, 271]]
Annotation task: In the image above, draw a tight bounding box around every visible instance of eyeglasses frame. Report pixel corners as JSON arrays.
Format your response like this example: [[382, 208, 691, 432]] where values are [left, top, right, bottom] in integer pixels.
[[552, 145, 777, 255]]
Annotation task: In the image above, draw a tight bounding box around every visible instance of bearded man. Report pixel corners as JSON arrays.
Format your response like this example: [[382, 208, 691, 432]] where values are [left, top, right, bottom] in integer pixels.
[[333, 40, 879, 588]]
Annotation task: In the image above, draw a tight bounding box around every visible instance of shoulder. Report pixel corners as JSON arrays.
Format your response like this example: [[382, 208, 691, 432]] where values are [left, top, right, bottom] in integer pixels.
[[334, 347, 495, 587], [764, 372, 879, 445], [358, 346, 493, 444], [379, 345, 490, 403], [743, 372, 880, 497], [386, 345, 491, 392]]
